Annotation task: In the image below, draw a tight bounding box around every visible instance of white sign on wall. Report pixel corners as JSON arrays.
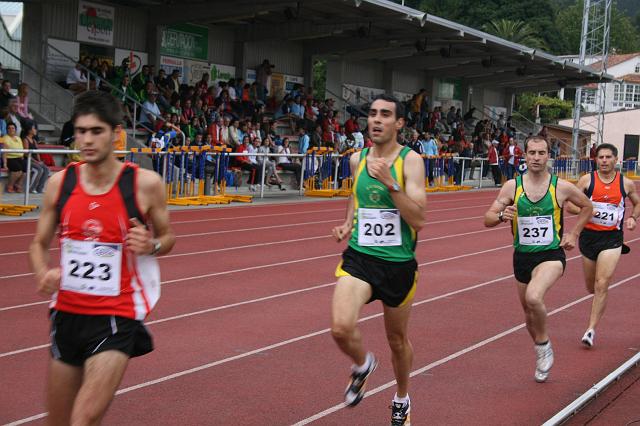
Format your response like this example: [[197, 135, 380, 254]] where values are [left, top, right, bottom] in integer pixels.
[[245, 69, 256, 84], [184, 59, 211, 86], [77, 1, 114, 46], [343, 84, 385, 105], [46, 38, 80, 82], [160, 56, 185, 83], [115, 49, 148, 77], [211, 63, 236, 85]]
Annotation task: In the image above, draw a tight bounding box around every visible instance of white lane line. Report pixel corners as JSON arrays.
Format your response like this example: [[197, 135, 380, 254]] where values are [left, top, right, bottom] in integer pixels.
[[6, 263, 639, 425], [0, 214, 488, 280], [292, 271, 640, 425], [0, 204, 488, 257], [0, 227, 501, 312], [0, 234, 510, 357]]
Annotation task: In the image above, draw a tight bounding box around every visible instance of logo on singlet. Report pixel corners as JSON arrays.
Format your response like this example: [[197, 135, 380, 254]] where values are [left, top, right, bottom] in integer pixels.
[[88, 202, 100, 210], [81, 219, 103, 240]]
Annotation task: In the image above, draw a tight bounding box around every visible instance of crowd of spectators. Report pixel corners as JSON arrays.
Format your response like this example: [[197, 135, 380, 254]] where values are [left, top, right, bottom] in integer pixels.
[[0, 78, 50, 193]]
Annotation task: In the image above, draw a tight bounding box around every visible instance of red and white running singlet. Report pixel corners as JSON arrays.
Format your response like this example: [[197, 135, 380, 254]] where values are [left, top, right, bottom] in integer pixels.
[[52, 162, 160, 320], [584, 171, 627, 232]]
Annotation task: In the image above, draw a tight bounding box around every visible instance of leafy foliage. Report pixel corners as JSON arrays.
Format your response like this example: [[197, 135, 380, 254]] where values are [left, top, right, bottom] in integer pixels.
[[516, 93, 574, 123], [482, 19, 548, 50]]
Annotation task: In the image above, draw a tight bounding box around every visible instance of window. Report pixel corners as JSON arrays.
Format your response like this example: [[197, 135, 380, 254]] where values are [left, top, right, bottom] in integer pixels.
[[581, 89, 596, 104], [612, 83, 640, 109], [636, 63, 640, 73]]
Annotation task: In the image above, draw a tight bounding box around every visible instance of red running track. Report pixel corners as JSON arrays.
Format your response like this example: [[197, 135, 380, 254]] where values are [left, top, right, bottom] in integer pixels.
[[1, 191, 639, 425]]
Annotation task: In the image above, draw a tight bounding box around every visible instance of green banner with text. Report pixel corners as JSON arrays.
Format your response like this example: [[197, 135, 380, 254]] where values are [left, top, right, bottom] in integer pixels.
[[160, 23, 208, 61]]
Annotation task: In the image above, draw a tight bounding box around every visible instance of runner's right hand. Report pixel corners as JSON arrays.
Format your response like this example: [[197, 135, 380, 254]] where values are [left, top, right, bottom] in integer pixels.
[[502, 205, 517, 221], [37, 267, 61, 297], [332, 223, 352, 242]]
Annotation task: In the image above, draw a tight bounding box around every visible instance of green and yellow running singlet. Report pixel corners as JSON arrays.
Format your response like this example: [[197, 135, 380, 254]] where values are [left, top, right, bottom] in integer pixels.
[[348, 147, 417, 262], [512, 174, 563, 253]]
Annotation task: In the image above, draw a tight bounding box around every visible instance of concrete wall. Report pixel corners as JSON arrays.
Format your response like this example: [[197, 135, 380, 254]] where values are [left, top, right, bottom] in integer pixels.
[[391, 69, 425, 94], [559, 108, 640, 159], [245, 40, 303, 76], [343, 60, 383, 88]]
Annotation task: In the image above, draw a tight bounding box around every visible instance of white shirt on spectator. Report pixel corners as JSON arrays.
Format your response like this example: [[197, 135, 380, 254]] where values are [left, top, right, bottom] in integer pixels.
[[227, 86, 237, 101], [141, 101, 161, 125], [247, 144, 258, 164], [352, 131, 364, 149], [66, 67, 87, 85], [276, 145, 291, 165]]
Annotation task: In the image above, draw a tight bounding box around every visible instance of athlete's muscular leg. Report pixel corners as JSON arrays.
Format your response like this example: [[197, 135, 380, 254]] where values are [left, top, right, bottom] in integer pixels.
[[383, 302, 413, 398], [517, 261, 564, 344], [70, 351, 129, 426], [588, 247, 622, 330], [331, 276, 373, 366], [46, 360, 83, 426], [582, 256, 597, 294]]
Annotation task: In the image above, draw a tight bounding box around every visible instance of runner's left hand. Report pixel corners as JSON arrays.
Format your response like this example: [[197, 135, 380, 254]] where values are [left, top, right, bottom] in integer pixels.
[[366, 157, 393, 187], [626, 217, 637, 231], [559, 232, 577, 250], [126, 218, 153, 255]]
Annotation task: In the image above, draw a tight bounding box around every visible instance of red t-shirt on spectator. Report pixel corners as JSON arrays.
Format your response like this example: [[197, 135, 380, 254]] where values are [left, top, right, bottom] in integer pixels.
[[345, 118, 359, 135]]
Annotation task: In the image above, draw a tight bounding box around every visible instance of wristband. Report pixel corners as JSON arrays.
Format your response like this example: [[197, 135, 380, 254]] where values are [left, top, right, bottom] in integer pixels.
[[150, 239, 162, 256], [498, 211, 504, 222]]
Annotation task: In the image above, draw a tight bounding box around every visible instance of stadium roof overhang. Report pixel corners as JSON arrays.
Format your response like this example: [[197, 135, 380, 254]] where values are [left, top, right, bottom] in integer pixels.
[[42, 0, 611, 92]]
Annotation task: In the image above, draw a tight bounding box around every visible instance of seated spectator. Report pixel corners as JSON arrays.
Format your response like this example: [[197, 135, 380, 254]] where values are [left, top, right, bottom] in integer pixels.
[[0, 79, 14, 110], [132, 65, 152, 93], [154, 69, 167, 89], [140, 92, 161, 132], [276, 138, 302, 187], [7, 99, 22, 137], [344, 114, 360, 138], [66, 62, 88, 94], [195, 73, 210, 93], [181, 98, 195, 124], [111, 75, 139, 125], [407, 131, 423, 155], [298, 127, 310, 154], [352, 130, 365, 150], [96, 61, 112, 92], [235, 136, 261, 190], [228, 118, 240, 147], [258, 137, 286, 190], [1, 122, 25, 192]]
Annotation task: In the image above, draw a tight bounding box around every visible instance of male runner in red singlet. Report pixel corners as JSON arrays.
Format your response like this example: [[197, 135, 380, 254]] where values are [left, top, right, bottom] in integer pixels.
[[29, 91, 175, 425], [567, 143, 639, 347]]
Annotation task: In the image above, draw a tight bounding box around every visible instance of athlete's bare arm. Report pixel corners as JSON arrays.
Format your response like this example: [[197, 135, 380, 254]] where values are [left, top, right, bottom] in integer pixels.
[[484, 179, 516, 227], [126, 169, 175, 256], [367, 150, 426, 231], [564, 174, 590, 215], [556, 178, 593, 250], [624, 178, 640, 231], [30, 172, 64, 296], [332, 152, 359, 242]]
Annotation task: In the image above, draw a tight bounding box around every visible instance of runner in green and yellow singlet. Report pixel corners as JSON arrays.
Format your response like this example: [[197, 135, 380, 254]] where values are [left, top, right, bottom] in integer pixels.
[[484, 136, 592, 383], [331, 95, 425, 426]]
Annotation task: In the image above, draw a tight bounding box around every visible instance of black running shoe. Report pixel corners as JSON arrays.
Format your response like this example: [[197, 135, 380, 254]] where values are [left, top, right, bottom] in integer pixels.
[[344, 353, 378, 407], [390, 400, 411, 426]]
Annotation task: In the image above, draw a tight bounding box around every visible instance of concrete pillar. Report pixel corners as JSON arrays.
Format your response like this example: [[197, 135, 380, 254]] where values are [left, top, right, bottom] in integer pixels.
[[302, 52, 313, 89], [382, 62, 393, 95], [325, 59, 345, 107], [233, 40, 247, 80]]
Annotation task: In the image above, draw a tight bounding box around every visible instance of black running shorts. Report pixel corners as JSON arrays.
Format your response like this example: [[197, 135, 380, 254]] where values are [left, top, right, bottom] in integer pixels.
[[579, 229, 624, 261], [335, 246, 418, 307], [49, 310, 154, 367], [513, 248, 566, 284]]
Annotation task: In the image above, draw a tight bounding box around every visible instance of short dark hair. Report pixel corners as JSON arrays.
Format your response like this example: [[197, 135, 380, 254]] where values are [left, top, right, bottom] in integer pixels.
[[6, 121, 16, 129], [370, 94, 405, 120], [72, 90, 123, 128], [524, 135, 550, 152], [595, 143, 618, 157]]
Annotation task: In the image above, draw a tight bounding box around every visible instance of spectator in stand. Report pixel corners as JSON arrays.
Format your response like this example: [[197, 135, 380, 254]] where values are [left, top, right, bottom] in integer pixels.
[[154, 68, 167, 88], [446, 106, 456, 127], [114, 126, 127, 160], [207, 116, 223, 145], [277, 137, 302, 187], [245, 136, 264, 189], [0, 80, 14, 109], [112, 74, 139, 125], [7, 99, 22, 137], [220, 116, 231, 145], [258, 137, 286, 191], [298, 127, 310, 154], [291, 96, 304, 126], [1, 122, 25, 192], [407, 130, 423, 155], [0, 108, 7, 137], [181, 98, 195, 124], [234, 136, 257, 189], [149, 121, 180, 150], [502, 137, 522, 180], [95, 61, 111, 92], [166, 69, 181, 98], [228, 118, 240, 147], [256, 59, 274, 102], [195, 73, 210, 93], [140, 92, 161, 132], [66, 62, 88, 94], [488, 140, 502, 186], [344, 114, 360, 138], [16, 83, 34, 122], [132, 65, 152, 93], [497, 113, 506, 130], [311, 124, 323, 149]]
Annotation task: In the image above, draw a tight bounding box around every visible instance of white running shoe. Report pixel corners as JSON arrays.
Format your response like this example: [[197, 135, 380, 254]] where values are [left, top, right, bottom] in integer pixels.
[[534, 341, 554, 383], [582, 329, 595, 348]]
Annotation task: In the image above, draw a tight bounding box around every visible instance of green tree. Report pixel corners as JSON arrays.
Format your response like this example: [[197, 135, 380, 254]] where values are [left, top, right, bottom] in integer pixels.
[[312, 59, 326, 101], [555, 1, 640, 54], [516, 93, 574, 123], [482, 19, 548, 50]]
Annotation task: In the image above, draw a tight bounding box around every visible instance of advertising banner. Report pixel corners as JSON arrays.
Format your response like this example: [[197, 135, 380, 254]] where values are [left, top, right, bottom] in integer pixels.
[[46, 38, 80, 82], [160, 56, 185, 83], [160, 23, 208, 61], [77, 1, 114, 46]]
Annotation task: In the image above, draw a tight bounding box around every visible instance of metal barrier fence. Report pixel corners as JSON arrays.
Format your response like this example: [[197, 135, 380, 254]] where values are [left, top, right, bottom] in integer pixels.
[[2, 148, 638, 207]]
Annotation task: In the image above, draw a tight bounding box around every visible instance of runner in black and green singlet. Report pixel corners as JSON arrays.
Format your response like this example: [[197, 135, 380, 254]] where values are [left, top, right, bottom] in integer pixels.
[[484, 135, 592, 384], [331, 95, 425, 426]]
